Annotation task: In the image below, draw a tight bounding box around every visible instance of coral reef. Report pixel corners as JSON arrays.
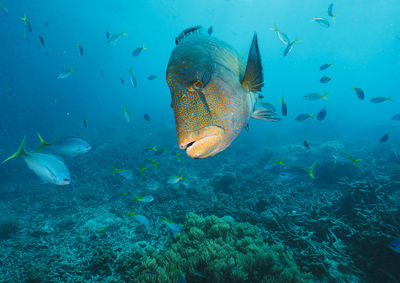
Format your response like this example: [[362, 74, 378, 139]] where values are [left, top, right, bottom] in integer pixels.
[[135, 213, 313, 282]]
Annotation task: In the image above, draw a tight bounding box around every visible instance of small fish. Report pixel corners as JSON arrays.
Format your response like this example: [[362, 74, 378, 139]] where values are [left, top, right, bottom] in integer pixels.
[[83, 117, 87, 127], [45, 50, 50, 55], [328, 3, 337, 23], [36, 133, 92, 156], [106, 28, 110, 39], [351, 85, 364, 100], [303, 140, 310, 149], [0, 1, 9, 16], [38, 34, 45, 46], [144, 113, 150, 121], [259, 101, 276, 112], [167, 175, 184, 185], [295, 113, 313, 121], [272, 159, 285, 166], [3, 137, 71, 185], [304, 92, 328, 101], [379, 133, 389, 143], [120, 77, 125, 84], [389, 239, 400, 253], [127, 209, 150, 226], [147, 75, 158, 80], [121, 105, 132, 123], [147, 159, 159, 170], [77, 43, 84, 56], [139, 164, 147, 176], [61, 50, 66, 57], [132, 44, 147, 57], [57, 67, 74, 79], [270, 24, 290, 45], [333, 152, 362, 167], [163, 219, 181, 233], [108, 192, 128, 202], [280, 96, 287, 117], [21, 14, 33, 33], [128, 69, 137, 87], [391, 114, 400, 120], [319, 63, 333, 70], [283, 39, 299, 56], [207, 26, 213, 35], [312, 17, 330, 28], [279, 171, 302, 181], [135, 195, 154, 203], [98, 224, 120, 234], [370, 96, 392, 103], [108, 31, 127, 45], [317, 107, 327, 121], [7, 87, 12, 96], [100, 70, 104, 77], [111, 166, 133, 180], [320, 76, 332, 84]]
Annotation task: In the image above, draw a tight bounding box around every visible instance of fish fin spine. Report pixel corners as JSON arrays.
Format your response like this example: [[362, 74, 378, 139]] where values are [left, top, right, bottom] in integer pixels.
[[175, 26, 202, 45], [251, 108, 281, 122], [242, 33, 264, 93]]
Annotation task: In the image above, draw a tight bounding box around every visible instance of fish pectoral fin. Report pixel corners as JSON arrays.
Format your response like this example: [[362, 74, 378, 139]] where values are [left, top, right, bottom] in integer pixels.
[[252, 108, 281, 122], [242, 33, 263, 93]]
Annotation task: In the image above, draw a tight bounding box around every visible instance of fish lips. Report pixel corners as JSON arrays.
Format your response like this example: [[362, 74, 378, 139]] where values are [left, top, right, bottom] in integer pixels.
[[178, 126, 224, 158]]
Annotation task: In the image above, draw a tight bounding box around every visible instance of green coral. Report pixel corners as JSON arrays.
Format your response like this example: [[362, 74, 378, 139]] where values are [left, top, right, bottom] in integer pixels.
[[135, 213, 313, 282]]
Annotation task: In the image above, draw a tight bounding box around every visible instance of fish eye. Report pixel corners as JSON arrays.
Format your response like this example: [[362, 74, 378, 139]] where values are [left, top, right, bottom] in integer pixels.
[[192, 80, 203, 90], [64, 178, 70, 182]]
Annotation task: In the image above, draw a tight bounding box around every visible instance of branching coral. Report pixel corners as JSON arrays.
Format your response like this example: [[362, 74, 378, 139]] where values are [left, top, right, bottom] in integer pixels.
[[134, 213, 313, 282]]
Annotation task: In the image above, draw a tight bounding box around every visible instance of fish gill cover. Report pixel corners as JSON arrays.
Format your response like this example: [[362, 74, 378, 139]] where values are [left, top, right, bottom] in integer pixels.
[[0, 0, 400, 282]]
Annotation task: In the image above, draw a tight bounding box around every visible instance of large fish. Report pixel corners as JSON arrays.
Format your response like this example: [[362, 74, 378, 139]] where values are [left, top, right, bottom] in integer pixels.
[[166, 26, 279, 158], [2, 137, 71, 185]]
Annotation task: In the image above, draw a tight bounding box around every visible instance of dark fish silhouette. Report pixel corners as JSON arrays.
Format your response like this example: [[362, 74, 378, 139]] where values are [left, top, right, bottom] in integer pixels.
[[317, 107, 327, 121]]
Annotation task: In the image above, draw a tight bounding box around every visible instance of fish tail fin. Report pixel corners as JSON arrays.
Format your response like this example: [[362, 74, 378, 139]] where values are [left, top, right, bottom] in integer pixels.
[[269, 24, 278, 31], [69, 66, 75, 72], [332, 15, 337, 23], [242, 33, 264, 93], [280, 96, 284, 103], [36, 132, 51, 151], [308, 162, 316, 179], [252, 108, 281, 122], [142, 43, 147, 50], [387, 95, 393, 101], [110, 165, 118, 175], [121, 105, 127, 111], [353, 159, 362, 167], [293, 38, 300, 44], [2, 136, 27, 164], [351, 84, 356, 90], [76, 42, 80, 47], [322, 92, 329, 100], [309, 113, 314, 118]]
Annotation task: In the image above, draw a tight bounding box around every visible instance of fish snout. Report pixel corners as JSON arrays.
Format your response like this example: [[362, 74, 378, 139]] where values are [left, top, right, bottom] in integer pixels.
[[178, 126, 224, 158]]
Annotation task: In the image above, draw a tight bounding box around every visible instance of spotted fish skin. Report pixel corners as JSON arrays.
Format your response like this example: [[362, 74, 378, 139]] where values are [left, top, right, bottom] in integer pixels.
[[166, 28, 263, 158]]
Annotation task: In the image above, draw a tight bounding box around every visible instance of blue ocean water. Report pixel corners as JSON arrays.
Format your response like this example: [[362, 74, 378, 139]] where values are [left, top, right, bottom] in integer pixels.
[[1, 0, 400, 282]]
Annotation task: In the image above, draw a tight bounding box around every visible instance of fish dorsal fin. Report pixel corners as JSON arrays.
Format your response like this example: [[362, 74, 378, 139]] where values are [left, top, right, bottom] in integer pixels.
[[242, 33, 264, 93], [175, 26, 202, 45]]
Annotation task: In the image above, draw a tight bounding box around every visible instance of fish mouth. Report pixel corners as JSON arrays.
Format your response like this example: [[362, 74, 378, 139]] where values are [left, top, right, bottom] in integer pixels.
[[178, 126, 224, 159]]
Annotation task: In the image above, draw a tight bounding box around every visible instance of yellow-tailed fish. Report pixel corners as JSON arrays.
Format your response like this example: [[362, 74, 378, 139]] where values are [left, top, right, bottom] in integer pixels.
[[135, 195, 154, 203], [162, 218, 181, 233], [111, 166, 133, 179], [20, 14, 32, 32], [166, 26, 280, 159], [139, 164, 147, 176], [147, 159, 159, 170], [2, 137, 71, 185], [121, 105, 132, 123], [108, 31, 127, 45], [57, 67, 74, 79], [127, 209, 150, 226], [36, 132, 91, 156], [167, 174, 184, 185]]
